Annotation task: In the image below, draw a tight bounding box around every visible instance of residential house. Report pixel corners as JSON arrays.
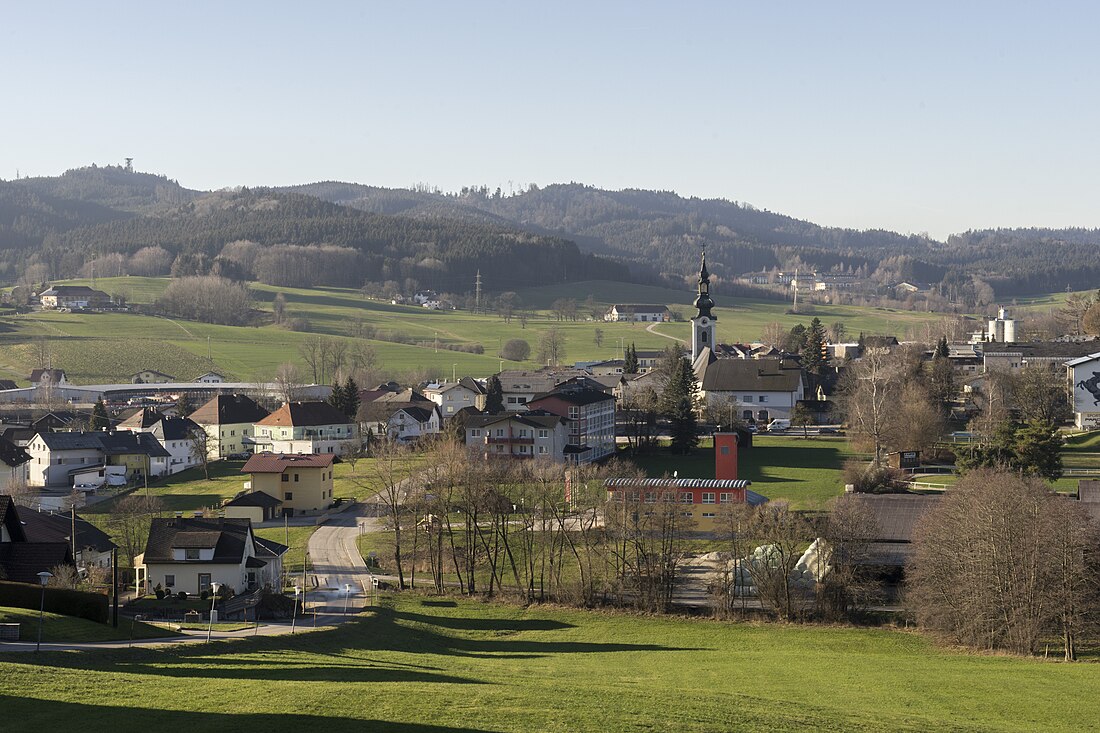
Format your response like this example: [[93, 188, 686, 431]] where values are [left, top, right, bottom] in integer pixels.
[[604, 304, 671, 323], [604, 433, 766, 531], [360, 389, 433, 436], [693, 353, 805, 423], [987, 342, 1098, 373], [0, 436, 31, 493], [136, 517, 287, 595], [423, 377, 487, 419], [465, 413, 569, 460], [38, 285, 110, 310], [241, 452, 336, 517], [130, 369, 176, 384], [29, 368, 68, 387], [0, 496, 75, 584], [194, 371, 227, 383], [253, 402, 360, 455], [383, 405, 442, 442], [188, 394, 271, 459], [223, 490, 282, 524], [20, 507, 117, 568], [525, 385, 616, 463], [116, 408, 201, 475], [496, 368, 594, 412], [25, 430, 171, 488]]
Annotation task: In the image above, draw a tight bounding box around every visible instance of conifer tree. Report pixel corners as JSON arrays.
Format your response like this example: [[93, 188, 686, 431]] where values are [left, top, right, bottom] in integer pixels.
[[624, 342, 639, 374], [660, 345, 698, 454], [342, 376, 360, 419], [485, 375, 504, 414]]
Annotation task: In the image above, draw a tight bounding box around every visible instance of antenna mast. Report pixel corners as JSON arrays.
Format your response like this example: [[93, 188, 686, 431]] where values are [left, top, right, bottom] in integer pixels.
[[124, 158, 133, 172], [474, 270, 482, 314]]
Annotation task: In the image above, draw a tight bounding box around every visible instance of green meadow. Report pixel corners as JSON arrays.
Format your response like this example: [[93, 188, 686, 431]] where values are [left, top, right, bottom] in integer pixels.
[[0, 276, 968, 385], [631, 435, 857, 511], [0, 594, 1096, 732]]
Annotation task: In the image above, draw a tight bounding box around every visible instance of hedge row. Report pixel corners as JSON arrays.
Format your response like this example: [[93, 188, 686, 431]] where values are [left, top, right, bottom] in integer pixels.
[[0, 580, 109, 623]]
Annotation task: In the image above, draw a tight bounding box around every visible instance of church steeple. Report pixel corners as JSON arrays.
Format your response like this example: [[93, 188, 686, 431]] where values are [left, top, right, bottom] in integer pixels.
[[691, 250, 717, 361], [693, 250, 715, 319]]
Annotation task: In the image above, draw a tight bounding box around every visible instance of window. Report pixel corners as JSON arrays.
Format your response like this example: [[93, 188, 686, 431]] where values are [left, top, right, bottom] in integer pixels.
[[284, 492, 293, 500], [230, 430, 236, 436], [538, 429, 548, 438], [282, 474, 289, 482], [185, 548, 200, 561], [758, 395, 768, 403], [198, 573, 211, 593], [294, 473, 300, 482], [470, 429, 481, 437], [164, 574, 175, 587], [679, 492, 693, 504], [496, 429, 505, 437], [569, 406, 580, 418], [719, 492, 732, 503], [744, 395, 753, 403], [538, 446, 548, 454], [702, 492, 716, 504], [702, 512, 716, 518]]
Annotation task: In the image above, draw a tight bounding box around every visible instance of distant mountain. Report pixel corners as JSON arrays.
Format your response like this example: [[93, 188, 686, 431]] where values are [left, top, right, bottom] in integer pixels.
[[0, 183, 130, 250]]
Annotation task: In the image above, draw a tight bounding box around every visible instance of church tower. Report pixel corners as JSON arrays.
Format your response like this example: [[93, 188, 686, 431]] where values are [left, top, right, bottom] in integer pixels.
[[691, 250, 717, 361]]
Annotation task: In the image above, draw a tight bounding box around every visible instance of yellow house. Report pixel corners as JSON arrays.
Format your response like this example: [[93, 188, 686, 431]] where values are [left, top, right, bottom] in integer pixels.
[[240, 452, 335, 517], [189, 394, 271, 459]]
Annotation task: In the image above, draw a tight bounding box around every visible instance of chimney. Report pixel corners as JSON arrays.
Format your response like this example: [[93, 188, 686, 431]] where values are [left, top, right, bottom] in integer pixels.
[[714, 432, 738, 480]]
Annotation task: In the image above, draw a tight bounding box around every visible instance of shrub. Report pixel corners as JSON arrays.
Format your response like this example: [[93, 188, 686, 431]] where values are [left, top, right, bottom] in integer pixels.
[[154, 584, 165, 600], [0, 580, 108, 623], [200, 590, 209, 601], [177, 591, 188, 601], [844, 459, 906, 494], [501, 338, 531, 361]]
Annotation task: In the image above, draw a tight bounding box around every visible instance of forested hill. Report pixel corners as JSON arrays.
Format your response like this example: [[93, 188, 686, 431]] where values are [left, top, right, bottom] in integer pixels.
[[8, 165, 197, 213], [6, 182, 625, 292], [286, 181, 1100, 295], [284, 181, 939, 286]]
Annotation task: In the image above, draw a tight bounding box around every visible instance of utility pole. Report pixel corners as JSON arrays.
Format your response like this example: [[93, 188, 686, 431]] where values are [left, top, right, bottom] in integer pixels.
[[474, 270, 482, 314]]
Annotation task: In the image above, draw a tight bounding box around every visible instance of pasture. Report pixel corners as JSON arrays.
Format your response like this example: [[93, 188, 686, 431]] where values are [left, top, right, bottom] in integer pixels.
[[0, 594, 1096, 732]]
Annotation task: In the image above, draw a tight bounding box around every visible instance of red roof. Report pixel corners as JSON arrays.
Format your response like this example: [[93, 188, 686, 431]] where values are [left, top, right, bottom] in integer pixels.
[[241, 452, 335, 473]]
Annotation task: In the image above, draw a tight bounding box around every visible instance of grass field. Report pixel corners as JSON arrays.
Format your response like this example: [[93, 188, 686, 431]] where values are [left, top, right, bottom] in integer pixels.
[[0, 594, 1096, 731], [0, 276, 973, 385], [0, 606, 171, 643], [630, 435, 856, 510]]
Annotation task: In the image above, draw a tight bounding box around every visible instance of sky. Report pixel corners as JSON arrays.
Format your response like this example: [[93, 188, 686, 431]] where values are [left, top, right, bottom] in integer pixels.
[[2, 1, 1098, 239]]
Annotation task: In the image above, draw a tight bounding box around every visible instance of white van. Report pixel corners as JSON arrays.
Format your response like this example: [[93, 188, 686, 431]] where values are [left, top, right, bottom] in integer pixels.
[[767, 419, 791, 432]]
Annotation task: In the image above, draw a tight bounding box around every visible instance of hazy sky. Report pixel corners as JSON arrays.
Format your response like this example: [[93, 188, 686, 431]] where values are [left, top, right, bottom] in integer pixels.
[[3, 2, 1098, 238]]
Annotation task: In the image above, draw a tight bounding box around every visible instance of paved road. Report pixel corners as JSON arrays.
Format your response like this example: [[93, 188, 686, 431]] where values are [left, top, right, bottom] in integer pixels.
[[307, 502, 387, 613], [646, 321, 687, 343]]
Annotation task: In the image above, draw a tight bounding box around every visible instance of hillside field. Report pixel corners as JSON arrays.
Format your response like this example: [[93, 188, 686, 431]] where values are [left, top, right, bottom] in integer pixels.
[[0, 594, 1096, 732], [0, 276, 970, 385]]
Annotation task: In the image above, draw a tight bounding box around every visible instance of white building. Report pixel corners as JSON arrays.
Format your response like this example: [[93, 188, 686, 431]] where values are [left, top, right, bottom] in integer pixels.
[[423, 377, 486, 418], [604, 304, 671, 323], [252, 401, 360, 455], [136, 517, 287, 596], [1067, 352, 1100, 429], [188, 394, 271, 459], [465, 413, 569, 460], [116, 409, 202, 475], [385, 405, 442, 442]]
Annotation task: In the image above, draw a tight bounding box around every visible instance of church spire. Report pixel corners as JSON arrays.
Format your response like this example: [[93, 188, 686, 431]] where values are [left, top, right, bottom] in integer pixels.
[[693, 249, 715, 319]]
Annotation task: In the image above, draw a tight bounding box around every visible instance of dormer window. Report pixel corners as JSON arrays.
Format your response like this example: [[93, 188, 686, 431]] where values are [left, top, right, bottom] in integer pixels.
[[185, 548, 200, 560]]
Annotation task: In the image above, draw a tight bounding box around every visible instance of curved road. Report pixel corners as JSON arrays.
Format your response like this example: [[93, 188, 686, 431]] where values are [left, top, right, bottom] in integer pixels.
[[307, 502, 386, 613], [646, 322, 687, 343]]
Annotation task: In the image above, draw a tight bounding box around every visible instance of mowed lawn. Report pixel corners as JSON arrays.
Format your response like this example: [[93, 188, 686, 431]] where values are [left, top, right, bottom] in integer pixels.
[[0, 606, 172, 643], [630, 435, 855, 510], [0, 595, 1097, 732]]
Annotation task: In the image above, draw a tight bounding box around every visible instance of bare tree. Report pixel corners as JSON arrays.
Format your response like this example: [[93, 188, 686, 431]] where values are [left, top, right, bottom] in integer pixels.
[[188, 425, 212, 479], [274, 362, 302, 403], [298, 336, 322, 383], [839, 349, 902, 465], [108, 495, 165, 568], [816, 495, 882, 620], [745, 504, 813, 621], [536, 328, 566, 367]]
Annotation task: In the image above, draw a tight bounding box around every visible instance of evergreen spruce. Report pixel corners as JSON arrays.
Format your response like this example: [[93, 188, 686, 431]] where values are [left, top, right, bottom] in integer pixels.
[[342, 376, 360, 419], [624, 342, 639, 374], [485, 375, 504, 414], [659, 345, 698, 455], [89, 400, 109, 431]]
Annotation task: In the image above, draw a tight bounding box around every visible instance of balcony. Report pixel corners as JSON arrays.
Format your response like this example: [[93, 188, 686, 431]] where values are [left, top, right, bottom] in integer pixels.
[[486, 436, 534, 445]]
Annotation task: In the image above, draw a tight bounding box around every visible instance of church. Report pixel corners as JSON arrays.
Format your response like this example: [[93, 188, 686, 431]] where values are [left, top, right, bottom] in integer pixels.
[[689, 252, 805, 425]]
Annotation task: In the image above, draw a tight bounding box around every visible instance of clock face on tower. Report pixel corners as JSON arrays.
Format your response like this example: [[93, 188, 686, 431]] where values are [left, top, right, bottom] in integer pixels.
[[700, 318, 709, 326]]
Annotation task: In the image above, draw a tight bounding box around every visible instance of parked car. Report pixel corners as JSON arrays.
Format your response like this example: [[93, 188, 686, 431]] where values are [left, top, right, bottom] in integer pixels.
[[226, 452, 250, 461], [767, 419, 791, 432], [819, 427, 839, 434]]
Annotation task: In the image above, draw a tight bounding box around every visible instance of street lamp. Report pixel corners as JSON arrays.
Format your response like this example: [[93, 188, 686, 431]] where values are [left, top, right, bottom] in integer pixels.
[[291, 585, 301, 634], [35, 571, 52, 653], [206, 582, 220, 642], [343, 583, 352, 617]]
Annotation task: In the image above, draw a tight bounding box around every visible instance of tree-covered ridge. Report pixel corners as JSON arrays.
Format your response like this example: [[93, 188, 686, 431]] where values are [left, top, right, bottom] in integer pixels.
[[17, 186, 626, 291], [8, 164, 197, 213]]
